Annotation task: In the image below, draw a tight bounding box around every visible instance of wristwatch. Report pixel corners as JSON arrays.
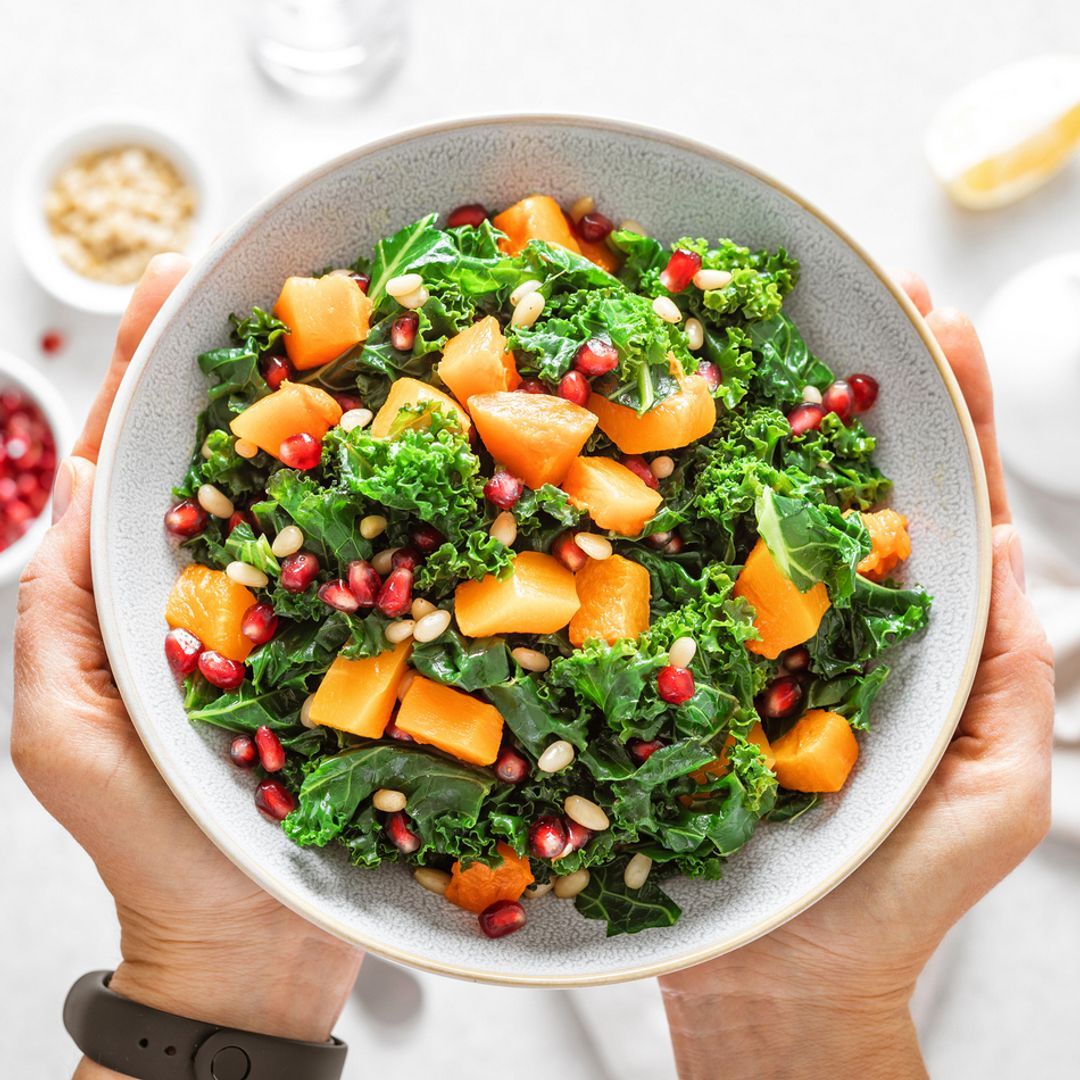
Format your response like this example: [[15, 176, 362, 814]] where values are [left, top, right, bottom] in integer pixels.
[[64, 971, 348, 1079]]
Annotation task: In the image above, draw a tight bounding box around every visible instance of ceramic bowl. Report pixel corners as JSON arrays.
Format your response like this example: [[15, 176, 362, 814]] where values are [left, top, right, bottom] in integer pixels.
[[91, 116, 990, 986]]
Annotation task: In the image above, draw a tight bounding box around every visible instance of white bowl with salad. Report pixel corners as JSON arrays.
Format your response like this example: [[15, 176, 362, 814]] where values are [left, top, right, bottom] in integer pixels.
[[91, 116, 990, 985]]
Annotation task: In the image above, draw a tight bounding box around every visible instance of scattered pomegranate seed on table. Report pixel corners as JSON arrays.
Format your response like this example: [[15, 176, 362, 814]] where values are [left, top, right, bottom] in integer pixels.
[[241, 602, 279, 645], [40, 330, 65, 355], [484, 470, 524, 509], [552, 530, 587, 572], [758, 676, 804, 719], [627, 737, 664, 764], [261, 354, 293, 391], [620, 454, 659, 490], [384, 811, 421, 854], [255, 725, 286, 772], [318, 579, 360, 613], [446, 203, 488, 228], [848, 373, 879, 411], [516, 377, 547, 395], [376, 566, 413, 617], [657, 665, 695, 705], [494, 746, 529, 784], [278, 432, 322, 470], [390, 312, 419, 352], [229, 734, 258, 769], [659, 249, 702, 293], [478, 899, 527, 939], [574, 338, 619, 377], [255, 778, 296, 821], [528, 816, 569, 859], [577, 212, 614, 242], [557, 370, 590, 406], [280, 551, 320, 592], [198, 650, 246, 690], [786, 402, 826, 436], [822, 379, 855, 422], [164, 628, 202, 676], [0, 388, 57, 551]]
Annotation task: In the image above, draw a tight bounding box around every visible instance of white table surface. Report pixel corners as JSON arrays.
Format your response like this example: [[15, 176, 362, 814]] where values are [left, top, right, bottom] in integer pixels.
[[3, 1, 1080, 1076]]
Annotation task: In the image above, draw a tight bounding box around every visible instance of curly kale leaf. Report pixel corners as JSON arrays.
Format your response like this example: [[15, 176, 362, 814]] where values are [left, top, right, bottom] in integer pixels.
[[414, 534, 514, 597], [262, 470, 372, 566], [411, 629, 510, 691], [574, 861, 682, 936], [174, 428, 269, 500], [746, 314, 834, 407]]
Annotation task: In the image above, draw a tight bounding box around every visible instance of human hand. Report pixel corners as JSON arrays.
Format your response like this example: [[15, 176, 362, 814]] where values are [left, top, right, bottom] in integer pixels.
[[659, 274, 1055, 1080], [11, 257, 363, 1078]]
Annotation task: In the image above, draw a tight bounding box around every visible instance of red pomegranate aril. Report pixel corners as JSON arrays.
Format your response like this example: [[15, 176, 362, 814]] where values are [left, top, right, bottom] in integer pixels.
[[644, 530, 673, 550], [385, 811, 421, 854], [628, 737, 664, 764], [262, 354, 293, 391], [822, 380, 855, 423], [198, 650, 246, 690], [786, 402, 826, 437], [241, 602, 279, 645], [164, 499, 208, 538], [516, 377, 547, 395], [848, 373, 879, 412], [280, 551, 320, 593], [228, 734, 257, 769], [350, 272, 371, 294], [411, 523, 445, 554], [659, 249, 702, 294], [391, 312, 419, 352], [227, 509, 257, 535], [164, 627, 202, 676], [279, 432, 322, 471], [494, 746, 529, 784], [552, 530, 588, 572], [346, 559, 382, 606], [384, 718, 415, 743], [658, 665, 695, 705], [391, 546, 421, 571], [758, 676, 803, 719], [376, 567, 413, 617], [0, 478, 16, 503], [557, 370, 590, 406], [528, 816, 568, 860], [577, 212, 614, 242], [564, 818, 593, 851], [334, 393, 365, 413], [479, 899, 526, 939], [696, 360, 721, 392], [484, 471, 524, 509], [255, 724, 286, 772], [447, 202, 488, 228], [781, 645, 811, 673], [621, 454, 659, 490], [41, 330, 65, 355], [574, 337, 619, 377], [319, 579, 360, 613], [255, 778, 296, 821]]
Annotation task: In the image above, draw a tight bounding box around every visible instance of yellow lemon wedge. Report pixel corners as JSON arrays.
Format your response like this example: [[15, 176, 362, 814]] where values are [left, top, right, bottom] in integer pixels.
[[926, 54, 1080, 209]]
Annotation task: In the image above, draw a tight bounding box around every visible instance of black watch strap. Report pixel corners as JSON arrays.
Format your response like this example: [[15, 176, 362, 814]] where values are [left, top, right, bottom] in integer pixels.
[[64, 971, 348, 1079]]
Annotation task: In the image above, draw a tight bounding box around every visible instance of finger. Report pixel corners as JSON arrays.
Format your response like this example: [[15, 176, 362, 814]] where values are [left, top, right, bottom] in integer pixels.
[[74, 252, 191, 464], [892, 269, 933, 316], [925, 306, 1010, 526]]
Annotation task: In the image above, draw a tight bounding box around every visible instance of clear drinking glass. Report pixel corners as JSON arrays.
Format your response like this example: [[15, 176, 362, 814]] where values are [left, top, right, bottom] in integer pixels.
[[251, 0, 409, 101]]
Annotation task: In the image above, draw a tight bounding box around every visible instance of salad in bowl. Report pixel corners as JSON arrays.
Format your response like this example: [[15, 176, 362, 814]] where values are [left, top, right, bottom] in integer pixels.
[[161, 194, 931, 940]]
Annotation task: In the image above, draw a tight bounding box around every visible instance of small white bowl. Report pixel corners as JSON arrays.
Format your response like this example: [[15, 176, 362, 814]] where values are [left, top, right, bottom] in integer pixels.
[[12, 114, 220, 315], [0, 349, 73, 586]]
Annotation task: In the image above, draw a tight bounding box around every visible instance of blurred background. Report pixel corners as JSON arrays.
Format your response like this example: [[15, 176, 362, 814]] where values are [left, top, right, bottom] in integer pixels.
[[2, 1, 1078, 1076]]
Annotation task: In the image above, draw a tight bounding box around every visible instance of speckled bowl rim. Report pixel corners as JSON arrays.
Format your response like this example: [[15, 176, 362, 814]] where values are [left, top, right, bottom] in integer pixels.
[[91, 114, 992, 987]]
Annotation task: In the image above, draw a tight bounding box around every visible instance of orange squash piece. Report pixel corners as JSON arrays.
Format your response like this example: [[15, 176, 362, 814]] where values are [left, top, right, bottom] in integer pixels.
[[468, 392, 597, 489], [455, 551, 580, 637], [369, 377, 471, 438], [589, 371, 716, 454], [493, 195, 581, 257], [856, 509, 911, 581], [273, 274, 372, 371], [444, 842, 534, 913], [562, 456, 663, 536], [576, 234, 622, 274], [569, 554, 650, 646], [771, 709, 859, 793], [394, 675, 504, 766], [229, 381, 342, 459], [733, 539, 831, 660], [166, 564, 255, 662], [437, 316, 521, 409], [306, 643, 412, 739], [685, 722, 776, 801]]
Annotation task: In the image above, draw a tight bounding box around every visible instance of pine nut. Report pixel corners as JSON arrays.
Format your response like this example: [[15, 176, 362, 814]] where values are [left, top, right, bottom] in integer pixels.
[[413, 609, 451, 643], [490, 511, 517, 546], [652, 296, 682, 324], [569, 195, 595, 223], [234, 438, 259, 459], [226, 561, 269, 589], [411, 598, 437, 620], [623, 853, 653, 890], [386, 272, 423, 298], [511, 646, 550, 673], [537, 740, 575, 773], [385, 619, 415, 644], [668, 635, 697, 668], [564, 795, 610, 832], [685, 317, 704, 352], [414, 867, 451, 895], [396, 668, 417, 701], [200, 437, 214, 460], [271, 525, 304, 557], [340, 408, 373, 432], [693, 268, 734, 291], [650, 455, 675, 480], [575, 532, 612, 560], [373, 788, 407, 812], [553, 869, 591, 899], [399, 285, 429, 310], [523, 881, 554, 899], [620, 219, 646, 235], [802, 385, 823, 404], [299, 694, 317, 728], [197, 483, 234, 519], [372, 548, 398, 575], [359, 514, 387, 540], [510, 278, 542, 306], [511, 291, 545, 328]]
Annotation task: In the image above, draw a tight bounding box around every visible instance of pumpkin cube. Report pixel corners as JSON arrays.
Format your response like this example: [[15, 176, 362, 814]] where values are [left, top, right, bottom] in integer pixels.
[[273, 274, 372, 370], [394, 675, 504, 766], [856, 508, 911, 581], [443, 842, 534, 913], [437, 316, 520, 409], [229, 381, 342, 459], [369, 377, 471, 438], [493, 195, 581, 257], [569, 554, 650, 646], [561, 456, 663, 536], [166, 564, 255, 662], [589, 370, 715, 454], [771, 710, 859, 793], [307, 643, 412, 739]]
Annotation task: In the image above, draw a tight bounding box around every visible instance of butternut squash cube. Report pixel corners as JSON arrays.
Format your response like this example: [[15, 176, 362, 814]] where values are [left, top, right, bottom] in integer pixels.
[[569, 554, 650, 646], [229, 381, 342, 459], [444, 842, 534, 913], [369, 377, 471, 438], [561, 456, 663, 536], [394, 675, 504, 766], [492, 195, 581, 257], [437, 316, 520, 409], [166, 564, 255, 662], [273, 274, 372, 370], [589, 372, 715, 454], [307, 643, 412, 739], [771, 710, 859, 793], [856, 508, 911, 581]]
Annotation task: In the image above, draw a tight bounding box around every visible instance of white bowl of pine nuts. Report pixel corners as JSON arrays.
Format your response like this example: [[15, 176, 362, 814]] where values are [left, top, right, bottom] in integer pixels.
[[12, 114, 220, 314]]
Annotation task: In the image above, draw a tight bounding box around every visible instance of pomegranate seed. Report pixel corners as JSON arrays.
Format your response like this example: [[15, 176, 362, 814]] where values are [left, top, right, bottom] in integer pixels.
[[0, 478, 15, 503], [346, 559, 381, 606], [484, 471, 524, 509], [226, 509, 256, 535], [758, 676, 803, 719], [848, 373, 879, 412], [385, 811, 421, 854], [822, 380, 855, 423], [664, 534, 684, 555], [241, 602, 279, 645], [350, 272, 371, 294], [621, 455, 658, 490], [516, 378, 547, 395], [164, 628, 202, 676], [528, 816, 568, 860], [628, 738, 664, 764], [262, 355, 293, 391], [376, 567, 413, 617], [164, 499, 208, 538], [229, 734, 257, 769], [40, 330, 65, 355], [659, 249, 702, 294], [17, 472, 39, 497], [563, 819, 593, 851], [391, 312, 419, 352], [318, 579, 360, 613], [391, 546, 422, 571], [255, 778, 296, 821], [645, 530, 673, 550], [384, 718, 415, 743], [781, 645, 811, 673], [786, 402, 826, 436], [447, 202, 488, 228], [494, 746, 529, 784], [255, 725, 286, 772], [279, 432, 322, 470], [573, 338, 619, 377], [558, 370, 590, 406], [478, 899, 526, 939], [696, 361, 720, 392], [552, 530, 587, 572], [577, 212, 614, 242], [198, 650, 246, 690], [657, 665, 695, 705], [334, 393, 365, 413], [280, 551, 320, 592], [411, 523, 445, 554]]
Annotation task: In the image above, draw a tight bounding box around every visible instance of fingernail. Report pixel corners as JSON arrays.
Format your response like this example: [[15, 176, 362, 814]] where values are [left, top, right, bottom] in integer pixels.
[[51, 458, 76, 524], [1008, 529, 1026, 593]]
